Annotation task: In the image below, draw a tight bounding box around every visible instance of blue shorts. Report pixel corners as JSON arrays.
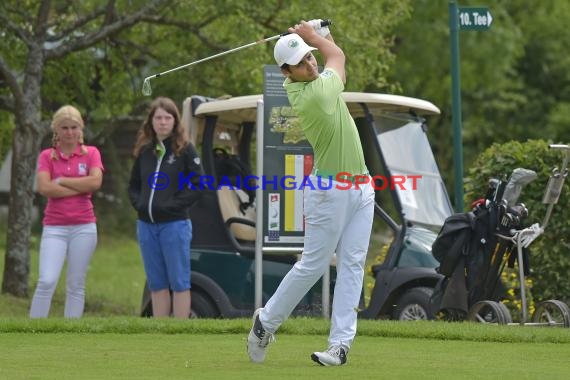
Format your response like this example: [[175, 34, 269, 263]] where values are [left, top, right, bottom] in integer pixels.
[[136, 219, 192, 292]]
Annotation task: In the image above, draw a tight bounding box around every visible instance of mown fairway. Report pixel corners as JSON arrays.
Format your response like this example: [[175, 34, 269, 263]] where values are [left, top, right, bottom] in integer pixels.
[[1, 333, 569, 380], [1, 233, 569, 379], [1, 318, 569, 380]]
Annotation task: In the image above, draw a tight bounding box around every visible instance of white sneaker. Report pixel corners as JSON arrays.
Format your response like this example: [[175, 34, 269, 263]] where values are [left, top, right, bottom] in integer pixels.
[[247, 308, 275, 363], [311, 345, 348, 366]]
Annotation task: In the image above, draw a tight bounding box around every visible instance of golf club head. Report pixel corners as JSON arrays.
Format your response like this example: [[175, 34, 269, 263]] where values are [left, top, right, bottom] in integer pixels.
[[142, 78, 152, 96]]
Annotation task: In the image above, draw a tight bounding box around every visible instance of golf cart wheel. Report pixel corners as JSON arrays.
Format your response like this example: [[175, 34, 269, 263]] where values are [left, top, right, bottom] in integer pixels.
[[495, 302, 513, 324], [139, 283, 219, 318], [191, 290, 220, 318], [467, 301, 509, 324], [531, 300, 570, 327], [392, 287, 435, 321]]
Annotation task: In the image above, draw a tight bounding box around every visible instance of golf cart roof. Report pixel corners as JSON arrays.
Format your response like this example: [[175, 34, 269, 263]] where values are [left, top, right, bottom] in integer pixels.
[[191, 92, 440, 125]]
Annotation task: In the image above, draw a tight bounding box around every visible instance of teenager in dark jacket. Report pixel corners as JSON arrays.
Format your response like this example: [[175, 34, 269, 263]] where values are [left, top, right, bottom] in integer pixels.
[[128, 97, 203, 318]]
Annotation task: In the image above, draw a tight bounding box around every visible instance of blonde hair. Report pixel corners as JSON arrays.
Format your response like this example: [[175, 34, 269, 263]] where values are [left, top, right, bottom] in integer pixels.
[[50, 105, 88, 159]]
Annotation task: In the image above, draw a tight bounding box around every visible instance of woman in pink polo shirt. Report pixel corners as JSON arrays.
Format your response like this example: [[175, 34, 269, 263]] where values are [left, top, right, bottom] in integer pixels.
[[29, 105, 104, 318]]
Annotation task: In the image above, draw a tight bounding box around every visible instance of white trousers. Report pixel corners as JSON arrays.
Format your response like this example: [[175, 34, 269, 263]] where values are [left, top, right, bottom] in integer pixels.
[[261, 177, 375, 348], [29, 223, 97, 318]]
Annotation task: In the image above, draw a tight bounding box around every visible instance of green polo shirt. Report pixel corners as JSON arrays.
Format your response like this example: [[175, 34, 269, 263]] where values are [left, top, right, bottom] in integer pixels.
[[284, 68, 367, 177]]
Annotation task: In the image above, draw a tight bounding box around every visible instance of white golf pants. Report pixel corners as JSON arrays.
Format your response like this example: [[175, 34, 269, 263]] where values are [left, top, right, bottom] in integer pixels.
[[261, 176, 375, 348], [30, 223, 97, 318]]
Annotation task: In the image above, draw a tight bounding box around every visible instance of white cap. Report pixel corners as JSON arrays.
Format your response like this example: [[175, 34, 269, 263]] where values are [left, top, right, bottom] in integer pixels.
[[274, 34, 317, 67]]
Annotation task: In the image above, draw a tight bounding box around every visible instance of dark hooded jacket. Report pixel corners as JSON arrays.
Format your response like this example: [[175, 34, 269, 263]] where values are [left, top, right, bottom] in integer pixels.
[[128, 137, 204, 223]]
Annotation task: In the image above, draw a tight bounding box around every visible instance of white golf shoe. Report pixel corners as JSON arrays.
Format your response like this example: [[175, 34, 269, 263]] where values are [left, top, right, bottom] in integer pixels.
[[311, 345, 348, 366], [246, 308, 275, 363]]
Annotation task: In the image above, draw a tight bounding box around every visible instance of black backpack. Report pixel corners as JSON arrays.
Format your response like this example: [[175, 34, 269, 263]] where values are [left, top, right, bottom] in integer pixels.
[[432, 212, 476, 277]]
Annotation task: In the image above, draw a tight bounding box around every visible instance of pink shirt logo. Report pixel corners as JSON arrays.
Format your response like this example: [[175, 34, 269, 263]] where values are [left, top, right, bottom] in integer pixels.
[[78, 163, 87, 176]]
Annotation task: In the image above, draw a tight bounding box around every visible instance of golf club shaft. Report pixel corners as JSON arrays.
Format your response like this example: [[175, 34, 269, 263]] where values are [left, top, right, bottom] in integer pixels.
[[144, 19, 332, 81], [148, 36, 279, 80]]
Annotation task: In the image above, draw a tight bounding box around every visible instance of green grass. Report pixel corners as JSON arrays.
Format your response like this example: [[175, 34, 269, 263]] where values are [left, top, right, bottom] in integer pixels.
[[0, 320, 569, 380], [2, 231, 570, 379], [0, 233, 146, 317], [1, 317, 570, 343]]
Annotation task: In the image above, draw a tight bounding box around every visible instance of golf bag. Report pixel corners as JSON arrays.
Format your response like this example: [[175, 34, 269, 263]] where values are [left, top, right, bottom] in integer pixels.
[[430, 171, 533, 320]]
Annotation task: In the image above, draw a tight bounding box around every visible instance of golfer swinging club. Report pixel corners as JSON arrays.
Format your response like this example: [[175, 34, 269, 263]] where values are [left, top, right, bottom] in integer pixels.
[[247, 19, 375, 366]]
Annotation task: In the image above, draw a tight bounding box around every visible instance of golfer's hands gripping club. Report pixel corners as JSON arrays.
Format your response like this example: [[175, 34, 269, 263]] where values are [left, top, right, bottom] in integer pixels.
[[287, 21, 326, 44], [308, 19, 331, 37]]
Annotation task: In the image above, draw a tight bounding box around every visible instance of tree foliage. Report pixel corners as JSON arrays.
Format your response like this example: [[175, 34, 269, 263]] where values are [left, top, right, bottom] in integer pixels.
[[504, 0, 570, 143], [388, 0, 570, 209], [133, 0, 412, 99], [387, 1, 526, 203], [0, 0, 412, 296]]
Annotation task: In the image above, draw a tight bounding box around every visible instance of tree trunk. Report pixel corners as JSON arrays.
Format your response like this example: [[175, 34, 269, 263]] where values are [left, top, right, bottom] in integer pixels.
[[2, 123, 42, 296], [1, 42, 44, 297]]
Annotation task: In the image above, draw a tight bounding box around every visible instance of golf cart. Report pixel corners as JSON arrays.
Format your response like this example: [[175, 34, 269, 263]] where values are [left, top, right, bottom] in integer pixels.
[[140, 92, 451, 320]]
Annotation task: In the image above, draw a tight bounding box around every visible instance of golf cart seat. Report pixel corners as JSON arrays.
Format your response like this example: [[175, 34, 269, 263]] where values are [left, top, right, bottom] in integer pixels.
[[218, 187, 256, 241]]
